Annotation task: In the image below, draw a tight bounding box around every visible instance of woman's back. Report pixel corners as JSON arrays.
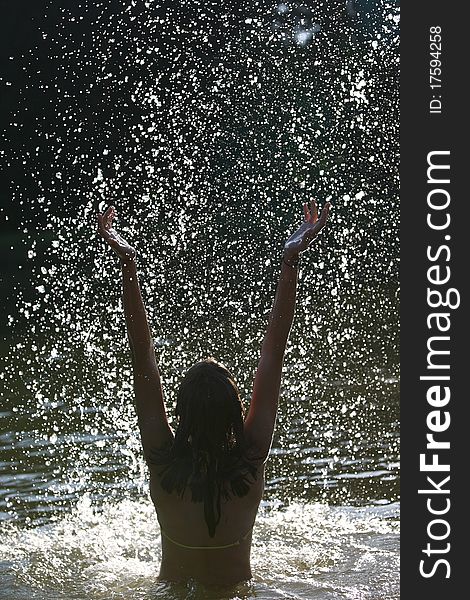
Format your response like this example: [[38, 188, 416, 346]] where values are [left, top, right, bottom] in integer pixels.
[[149, 460, 265, 585]]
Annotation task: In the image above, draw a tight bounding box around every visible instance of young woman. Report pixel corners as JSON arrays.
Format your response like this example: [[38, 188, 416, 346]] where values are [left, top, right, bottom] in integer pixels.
[[97, 200, 330, 586]]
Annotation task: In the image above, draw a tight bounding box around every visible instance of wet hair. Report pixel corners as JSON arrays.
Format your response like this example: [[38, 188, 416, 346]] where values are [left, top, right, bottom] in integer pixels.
[[149, 358, 257, 537]]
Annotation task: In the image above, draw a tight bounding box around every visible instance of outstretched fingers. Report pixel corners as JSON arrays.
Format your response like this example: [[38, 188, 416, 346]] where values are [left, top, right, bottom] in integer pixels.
[[97, 206, 116, 241], [304, 199, 319, 224], [310, 199, 318, 223], [303, 202, 310, 222], [306, 201, 330, 242], [103, 205, 115, 228]]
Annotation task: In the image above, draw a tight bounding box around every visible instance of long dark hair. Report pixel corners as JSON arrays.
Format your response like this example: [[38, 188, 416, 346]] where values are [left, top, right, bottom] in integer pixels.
[[150, 358, 257, 537]]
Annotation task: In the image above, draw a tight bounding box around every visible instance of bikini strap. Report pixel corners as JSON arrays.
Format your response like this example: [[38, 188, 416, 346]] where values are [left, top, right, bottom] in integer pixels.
[[160, 526, 253, 550]]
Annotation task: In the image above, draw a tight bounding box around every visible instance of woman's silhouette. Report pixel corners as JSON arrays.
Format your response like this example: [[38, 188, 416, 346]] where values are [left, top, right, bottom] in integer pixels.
[[97, 200, 330, 585]]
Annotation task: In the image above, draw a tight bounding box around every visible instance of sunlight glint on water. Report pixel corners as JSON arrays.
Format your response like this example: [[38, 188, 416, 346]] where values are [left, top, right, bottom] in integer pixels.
[[1, 1, 399, 598], [0, 498, 399, 600]]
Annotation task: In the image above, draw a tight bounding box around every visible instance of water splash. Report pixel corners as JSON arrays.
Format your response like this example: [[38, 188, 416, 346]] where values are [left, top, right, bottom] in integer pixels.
[[1, 1, 399, 596], [0, 498, 399, 600]]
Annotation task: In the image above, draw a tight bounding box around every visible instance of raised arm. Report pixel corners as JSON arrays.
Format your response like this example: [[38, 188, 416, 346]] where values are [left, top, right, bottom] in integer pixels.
[[244, 200, 330, 460], [97, 206, 173, 457]]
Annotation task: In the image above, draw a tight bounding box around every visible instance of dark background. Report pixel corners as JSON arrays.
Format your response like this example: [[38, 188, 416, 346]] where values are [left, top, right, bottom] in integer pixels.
[[0, 0, 398, 335], [1, 0, 391, 229]]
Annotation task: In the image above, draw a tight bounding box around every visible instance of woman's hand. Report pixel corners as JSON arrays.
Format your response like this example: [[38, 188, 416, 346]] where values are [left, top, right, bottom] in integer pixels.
[[283, 199, 331, 264], [97, 206, 136, 261]]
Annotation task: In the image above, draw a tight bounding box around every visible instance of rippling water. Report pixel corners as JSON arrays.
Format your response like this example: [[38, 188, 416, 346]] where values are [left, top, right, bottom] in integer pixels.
[[1, 498, 399, 600]]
